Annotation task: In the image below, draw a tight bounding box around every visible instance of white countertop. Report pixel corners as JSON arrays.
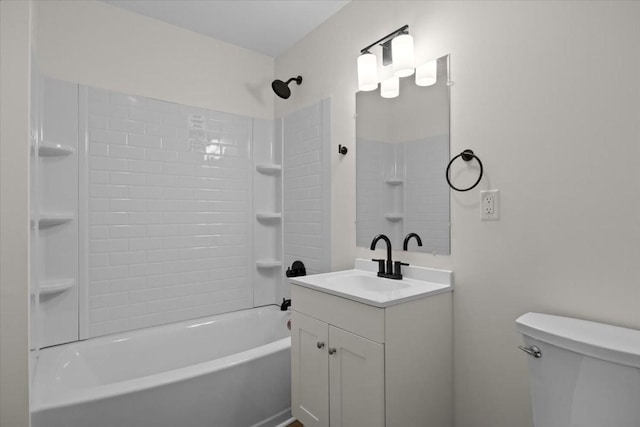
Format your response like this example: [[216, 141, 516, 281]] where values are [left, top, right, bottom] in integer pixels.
[[290, 259, 453, 308]]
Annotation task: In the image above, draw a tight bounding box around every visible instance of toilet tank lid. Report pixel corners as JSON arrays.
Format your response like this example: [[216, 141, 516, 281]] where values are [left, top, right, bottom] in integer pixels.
[[516, 312, 640, 369]]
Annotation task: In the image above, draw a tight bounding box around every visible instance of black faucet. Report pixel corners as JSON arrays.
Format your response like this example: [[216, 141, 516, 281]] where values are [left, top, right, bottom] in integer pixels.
[[280, 298, 291, 311], [403, 233, 423, 251], [370, 234, 407, 280]]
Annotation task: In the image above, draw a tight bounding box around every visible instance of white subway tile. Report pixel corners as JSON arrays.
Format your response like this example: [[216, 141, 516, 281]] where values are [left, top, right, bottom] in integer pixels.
[[110, 251, 146, 265], [110, 277, 146, 292], [91, 184, 129, 199], [165, 260, 194, 274], [128, 212, 163, 225], [145, 249, 180, 263], [90, 280, 111, 295], [128, 237, 164, 251], [162, 236, 193, 249], [128, 134, 161, 148], [145, 148, 178, 162], [90, 157, 128, 172], [161, 137, 189, 151], [110, 93, 142, 107], [129, 186, 163, 199], [90, 212, 128, 225], [90, 308, 110, 323], [128, 313, 164, 330], [109, 172, 146, 186], [87, 88, 262, 336], [89, 254, 110, 268], [90, 319, 129, 337], [90, 266, 128, 281], [90, 198, 109, 212], [109, 145, 146, 160], [111, 198, 146, 212], [90, 239, 128, 253], [91, 292, 128, 309], [162, 112, 189, 127], [145, 174, 179, 188], [146, 98, 181, 113], [128, 107, 161, 123], [109, 118, 145, 134], [90, 142, 109, 157], [90, 170, 110, 184], [163, 162, 193, 176], [128, 159, 163, 174], [90, 102, 127, 119], [89, 115, 109, 130], [146, 224, 181, 237], [146, 123, 177, 138], [90, 226, 110, 239], [89, 87, 109, 102], [90, 129, 127, 145]]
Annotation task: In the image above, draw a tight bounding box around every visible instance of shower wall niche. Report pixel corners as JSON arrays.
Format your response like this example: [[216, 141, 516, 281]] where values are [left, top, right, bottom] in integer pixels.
[[31, 77, 331, 347], [30, 78, 80, 348]]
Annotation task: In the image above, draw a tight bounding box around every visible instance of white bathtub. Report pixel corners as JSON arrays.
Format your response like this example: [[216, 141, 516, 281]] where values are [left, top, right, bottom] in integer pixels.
[[32, 306, 292, 427]]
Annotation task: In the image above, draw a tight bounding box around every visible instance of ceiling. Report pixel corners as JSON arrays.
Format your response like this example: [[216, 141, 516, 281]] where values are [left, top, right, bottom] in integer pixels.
[[102, 0, 350, 58]]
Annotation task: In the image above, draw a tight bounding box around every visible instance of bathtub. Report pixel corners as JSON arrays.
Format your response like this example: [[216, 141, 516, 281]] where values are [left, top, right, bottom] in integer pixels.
[[31, 306, 293, 427]]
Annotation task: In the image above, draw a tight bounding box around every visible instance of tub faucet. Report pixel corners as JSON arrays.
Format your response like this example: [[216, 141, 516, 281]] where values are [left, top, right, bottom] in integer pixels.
[[403, 233, 423, 251], [370, 234, 405, 280], [280, 298, 291, 311]]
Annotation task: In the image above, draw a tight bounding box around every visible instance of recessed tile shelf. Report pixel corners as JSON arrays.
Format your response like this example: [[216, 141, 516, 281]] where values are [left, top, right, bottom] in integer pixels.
[[33, 278, 75, 297], [34, 212, 75, 228], [384, 213, 404, 222], [256, 259, 282, 269], [385, 178, 404, 186], [256, 212, 282, 221], [39, 142, 75, 157], [256, 164, 282, 175]]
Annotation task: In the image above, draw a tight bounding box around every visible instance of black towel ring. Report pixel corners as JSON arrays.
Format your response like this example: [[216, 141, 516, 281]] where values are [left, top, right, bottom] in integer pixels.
[[446, 149, 483, 192]]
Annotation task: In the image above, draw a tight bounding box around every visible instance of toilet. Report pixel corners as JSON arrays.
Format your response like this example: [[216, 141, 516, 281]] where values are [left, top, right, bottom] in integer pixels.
[[516, 312, 640, 427]]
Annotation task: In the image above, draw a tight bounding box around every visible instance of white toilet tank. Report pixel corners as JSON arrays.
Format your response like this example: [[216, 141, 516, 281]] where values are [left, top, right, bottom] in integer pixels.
[[516, 313, 640, 427]]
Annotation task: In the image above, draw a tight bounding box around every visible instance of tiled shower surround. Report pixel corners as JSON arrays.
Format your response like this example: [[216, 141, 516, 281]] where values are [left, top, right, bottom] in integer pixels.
[[86, 87, 255, 337], [283, 100, 331, 276]]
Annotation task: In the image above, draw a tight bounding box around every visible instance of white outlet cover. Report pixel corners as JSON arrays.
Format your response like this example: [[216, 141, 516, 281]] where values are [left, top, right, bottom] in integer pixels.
[[481, 189, 500, 220]]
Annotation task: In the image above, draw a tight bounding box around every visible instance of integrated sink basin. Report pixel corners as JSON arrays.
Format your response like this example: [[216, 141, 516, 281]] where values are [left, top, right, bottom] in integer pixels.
[[290, 259, 452, 307], [327, 272, 411, 292]]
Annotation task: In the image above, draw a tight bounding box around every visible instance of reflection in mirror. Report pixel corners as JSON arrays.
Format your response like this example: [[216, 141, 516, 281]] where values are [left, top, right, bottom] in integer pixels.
[[356, 55, 450, 254]]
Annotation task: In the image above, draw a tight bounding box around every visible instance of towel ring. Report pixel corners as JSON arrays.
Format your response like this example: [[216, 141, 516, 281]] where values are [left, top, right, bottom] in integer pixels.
[[446, 149, 483, 192]]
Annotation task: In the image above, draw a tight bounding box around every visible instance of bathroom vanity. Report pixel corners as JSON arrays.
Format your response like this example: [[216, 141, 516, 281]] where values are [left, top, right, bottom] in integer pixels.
[[289, 259, 453, 427]]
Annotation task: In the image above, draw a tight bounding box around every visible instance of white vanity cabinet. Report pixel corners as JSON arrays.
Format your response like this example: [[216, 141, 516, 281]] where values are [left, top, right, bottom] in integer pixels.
[[290, 278, 453, 427], [291, 310, 384, 427]]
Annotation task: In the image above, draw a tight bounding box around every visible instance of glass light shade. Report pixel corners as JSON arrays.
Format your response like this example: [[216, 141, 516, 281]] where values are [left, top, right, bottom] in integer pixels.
[[380, 76, 399, 98], [415, 60, 437, 86], [357, 53, 378, 91], [392, 34, 415, 77]]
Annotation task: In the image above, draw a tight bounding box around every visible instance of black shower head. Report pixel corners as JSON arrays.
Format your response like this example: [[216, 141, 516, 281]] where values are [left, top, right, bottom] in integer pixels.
[[271, 75, 302, 99]]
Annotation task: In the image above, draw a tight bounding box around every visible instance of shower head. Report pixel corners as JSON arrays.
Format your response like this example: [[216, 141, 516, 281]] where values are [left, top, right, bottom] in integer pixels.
[[271, 75, 303, 99]]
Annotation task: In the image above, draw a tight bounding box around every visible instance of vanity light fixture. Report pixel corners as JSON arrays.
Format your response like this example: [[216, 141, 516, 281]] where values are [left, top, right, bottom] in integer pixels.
[[359, 24, 438, 98], [391, 32, 415, 77], [381, 76, 400, 98], [357, 51, 378, 91], [415, 59, 437, 86], [358, 25, 410, 95]]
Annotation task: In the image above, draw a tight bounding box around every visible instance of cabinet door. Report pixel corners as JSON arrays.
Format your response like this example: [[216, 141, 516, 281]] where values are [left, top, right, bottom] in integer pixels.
[[328, 326, 384, 427], [291, 310, 329, 427]]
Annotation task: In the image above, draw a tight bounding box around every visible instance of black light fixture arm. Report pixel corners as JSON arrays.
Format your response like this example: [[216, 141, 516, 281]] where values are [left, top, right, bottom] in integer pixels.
[[360, 24, 409, 54]]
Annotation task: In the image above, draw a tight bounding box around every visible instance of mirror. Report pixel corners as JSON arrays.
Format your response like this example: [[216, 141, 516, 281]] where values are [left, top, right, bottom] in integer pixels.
[[356, 54, 450, 254]]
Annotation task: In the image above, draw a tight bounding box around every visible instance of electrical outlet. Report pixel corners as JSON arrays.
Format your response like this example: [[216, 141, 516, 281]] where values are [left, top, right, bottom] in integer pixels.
[[480, 190, 500, 220]]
